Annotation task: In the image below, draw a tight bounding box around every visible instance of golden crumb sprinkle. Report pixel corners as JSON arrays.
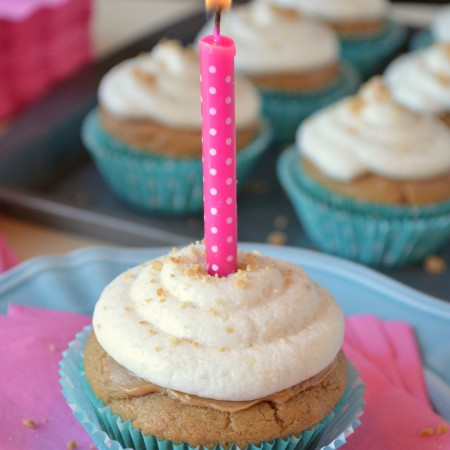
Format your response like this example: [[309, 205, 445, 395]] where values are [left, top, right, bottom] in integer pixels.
[[151, 260, 163, 271], [436, 424, 449, 435], [347, 97, 365, 115], [49, 344, 56, 352], [235, 279, 246, 289], [219, 347, 226, 352], [149, 278, 156, 284], [154, 346, 161, 352], [156, 288, 164, 296], [66, 439, 77, 449], [209, 308, 218, 316], [420, 427, 435, 437], [170, 274, 175, 278], [147, 329, 158, 336], [159, 298, 167, 303], [139, 320, 148, 325], [226, 327, 235, 334], [145, 298, 153, 303], [124, 306, 133, 312], [169, 256, 182, 264], [266, 231, 287, 246], [169, 337, 180, 345], [133, 67, 155, 87], [171, 246, 178, 253], [180, 301, 193, 309], [424, 255, 447, 275], [279, 338, 286, 344], [22, 419, 36, 428], [192, 341, 200, 347]]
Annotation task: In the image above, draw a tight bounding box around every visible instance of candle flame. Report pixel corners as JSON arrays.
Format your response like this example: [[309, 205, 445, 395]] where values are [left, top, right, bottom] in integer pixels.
[[205, 0, 232, 13]]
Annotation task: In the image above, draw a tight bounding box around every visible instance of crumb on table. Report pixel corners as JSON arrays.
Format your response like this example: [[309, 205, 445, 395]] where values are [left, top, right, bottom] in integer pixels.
[[22, 419, 36, 428], [424, 255, 447, 275], [66, 439, 77, 449]]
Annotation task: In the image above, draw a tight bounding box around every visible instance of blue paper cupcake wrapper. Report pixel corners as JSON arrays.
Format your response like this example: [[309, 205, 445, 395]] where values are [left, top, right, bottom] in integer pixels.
[[340, 21, 408, 79], [60, 327, 364, 450], [409, 29, 433, 51], [277, 147, 450, 267], [259, 63, 360, 144], [81, 110, 272, 215]]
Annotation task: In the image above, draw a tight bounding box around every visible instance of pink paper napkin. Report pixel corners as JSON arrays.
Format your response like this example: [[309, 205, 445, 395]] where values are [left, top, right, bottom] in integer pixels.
[[0, 234, 19, 272], [0, 306, 448, 450], [344, 316, 450, 449]]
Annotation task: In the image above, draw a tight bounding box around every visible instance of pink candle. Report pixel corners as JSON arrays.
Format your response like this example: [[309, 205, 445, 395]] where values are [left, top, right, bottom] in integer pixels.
[[199, 2, 237, 277]]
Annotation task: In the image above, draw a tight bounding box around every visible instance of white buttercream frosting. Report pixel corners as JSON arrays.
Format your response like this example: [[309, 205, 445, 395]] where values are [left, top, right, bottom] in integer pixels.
[[432, 5, 450, 43], [93, 243, 344, 401], [385, 44, 450, 115], [99, 40, 260, 128], [298, 78, 450, 181], [271, 0, 389, 22], [197, 0, 339, 75]]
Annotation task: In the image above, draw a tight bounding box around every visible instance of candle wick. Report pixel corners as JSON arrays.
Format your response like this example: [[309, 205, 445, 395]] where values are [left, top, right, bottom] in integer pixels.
[[214, 5, 222, 42]]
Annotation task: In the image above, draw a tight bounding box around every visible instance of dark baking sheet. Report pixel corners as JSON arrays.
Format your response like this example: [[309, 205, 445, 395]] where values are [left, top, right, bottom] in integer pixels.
[[0, 9, 449, 301]]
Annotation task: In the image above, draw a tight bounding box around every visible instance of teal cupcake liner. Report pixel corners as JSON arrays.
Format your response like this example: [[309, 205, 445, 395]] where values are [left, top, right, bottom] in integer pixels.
[[81, 109, 272, 215], [60, 326, 364, 450], [341, 21, 408, 79], [259, 63, 360, 144], [277, 147, 450, 267], [409, 29, 433, 51]]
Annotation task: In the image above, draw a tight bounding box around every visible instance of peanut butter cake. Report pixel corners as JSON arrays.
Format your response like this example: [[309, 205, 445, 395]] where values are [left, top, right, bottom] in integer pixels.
[[84, 243, 347, 447]]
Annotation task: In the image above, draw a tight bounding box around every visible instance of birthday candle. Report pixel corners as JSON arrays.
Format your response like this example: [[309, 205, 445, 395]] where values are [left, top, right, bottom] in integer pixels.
[[199, 0, 237, 277]]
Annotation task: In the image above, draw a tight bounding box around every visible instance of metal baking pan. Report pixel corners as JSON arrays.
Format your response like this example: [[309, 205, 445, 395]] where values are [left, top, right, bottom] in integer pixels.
[[0, 9, 449, 300]]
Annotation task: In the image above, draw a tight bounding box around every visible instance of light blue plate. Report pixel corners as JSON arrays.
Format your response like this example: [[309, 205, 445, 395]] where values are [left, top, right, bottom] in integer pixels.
[[0, 244, 449, 419]]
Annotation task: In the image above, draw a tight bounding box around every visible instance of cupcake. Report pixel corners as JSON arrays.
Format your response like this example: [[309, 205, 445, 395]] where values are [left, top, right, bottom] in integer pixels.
[[197, 0, 360, 143], [61, 243, 364, 449], [411, 5, 450, 50], [82, 40, 271, 215], [277, 77, 450, 267], [385, 43, 450, 127], [276, 0, 407, 79]]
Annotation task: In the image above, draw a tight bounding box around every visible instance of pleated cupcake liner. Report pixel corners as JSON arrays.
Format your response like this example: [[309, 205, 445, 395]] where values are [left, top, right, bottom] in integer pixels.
[[409, 29, 433, 51], [81, 109, 272, 215], [340, 21, 408, 79], [277, 147, 450, 267], [259, 63, 360, 144], [60, 326, 364, 450]]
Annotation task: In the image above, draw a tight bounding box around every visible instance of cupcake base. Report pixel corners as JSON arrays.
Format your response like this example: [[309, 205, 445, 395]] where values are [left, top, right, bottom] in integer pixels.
[[60, 327, 364, 450], [260, 63, 360, 144], [341, 21, 408, 79], [82, 109, 272, 215], [277, 147, 450, 267]]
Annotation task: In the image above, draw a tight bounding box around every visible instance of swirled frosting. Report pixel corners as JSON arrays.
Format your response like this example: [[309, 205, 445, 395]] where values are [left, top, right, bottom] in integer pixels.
[[99, 40, 260, 129], [385, 44, 450, 115], [432, 5, 450, 43], [271, 0, 389, 22], [93, 243, 344, 401], [298, 77, 450, 181], [197, 0, 339, 75]]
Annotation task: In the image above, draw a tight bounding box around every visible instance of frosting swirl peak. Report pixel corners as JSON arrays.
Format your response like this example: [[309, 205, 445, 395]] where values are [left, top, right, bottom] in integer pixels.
[[298, 77, 450, 181], [93, 243, 344, 401]]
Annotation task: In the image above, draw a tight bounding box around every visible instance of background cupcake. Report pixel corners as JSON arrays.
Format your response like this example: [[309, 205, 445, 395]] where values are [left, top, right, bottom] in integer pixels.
[[197, 0, 360, 143], [277, 78, 450, 267], [276, 0, 407, 79], [385, 43, 450, 127], [61, 243, 363, 449], [411, 4, 450, 50], [82, 40, 271, 215]]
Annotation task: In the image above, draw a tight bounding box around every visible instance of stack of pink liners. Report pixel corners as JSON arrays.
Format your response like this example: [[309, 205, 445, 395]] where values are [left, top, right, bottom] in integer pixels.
[[0, 0, 92, 121]]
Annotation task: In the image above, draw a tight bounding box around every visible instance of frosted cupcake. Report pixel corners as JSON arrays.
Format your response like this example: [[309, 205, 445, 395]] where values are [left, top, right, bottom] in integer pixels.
[[411, 5, 450, 50], [385, 43, 450, 127], [277, 78, 450, 267], [197, 0, 360, 143], [276, 0, 407, 79], [61, 243, 364, 449], [82, 40, 271, 215]]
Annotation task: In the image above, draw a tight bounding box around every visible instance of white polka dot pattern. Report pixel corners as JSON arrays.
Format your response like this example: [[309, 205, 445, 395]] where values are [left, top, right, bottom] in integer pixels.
[[200, 34, 237, 277]]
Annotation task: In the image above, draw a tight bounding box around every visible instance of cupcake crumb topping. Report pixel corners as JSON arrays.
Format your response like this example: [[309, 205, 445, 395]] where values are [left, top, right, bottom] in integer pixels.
[[22, 419, 37, 429]]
